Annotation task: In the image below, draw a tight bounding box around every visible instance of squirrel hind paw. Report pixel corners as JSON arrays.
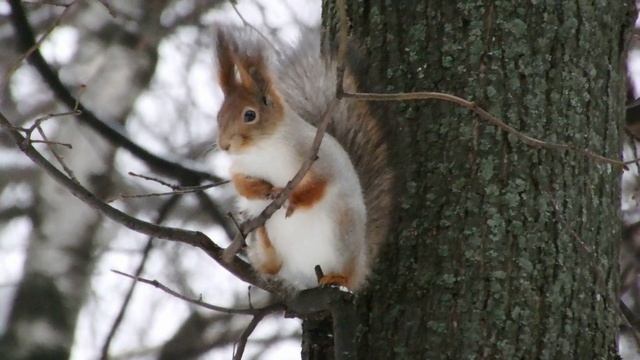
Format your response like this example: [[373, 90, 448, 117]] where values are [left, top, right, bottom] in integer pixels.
[[318, 274, 350, 289]]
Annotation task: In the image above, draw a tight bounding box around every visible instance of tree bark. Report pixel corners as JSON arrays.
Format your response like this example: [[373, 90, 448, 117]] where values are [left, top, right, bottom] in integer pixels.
[[326, 0, 633, 358]]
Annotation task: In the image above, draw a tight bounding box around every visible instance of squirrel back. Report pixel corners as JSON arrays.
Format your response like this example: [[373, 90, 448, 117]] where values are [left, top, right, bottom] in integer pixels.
[[275, 35, 394, 264]]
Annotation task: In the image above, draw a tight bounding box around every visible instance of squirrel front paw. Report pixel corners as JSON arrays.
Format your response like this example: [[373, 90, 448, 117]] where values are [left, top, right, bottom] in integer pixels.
[[232, 174, 279, 200], [266, 186, 283, 200]]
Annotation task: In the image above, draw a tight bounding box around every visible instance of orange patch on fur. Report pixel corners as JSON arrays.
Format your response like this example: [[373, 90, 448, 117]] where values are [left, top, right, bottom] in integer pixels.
[[290, 174, 327, 210], [255, 226, 282, 275], [319, 274, 350, 287], [232, 174, 275, 199]]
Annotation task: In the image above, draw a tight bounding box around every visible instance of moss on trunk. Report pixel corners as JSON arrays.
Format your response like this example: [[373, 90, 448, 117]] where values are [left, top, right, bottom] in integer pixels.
[[324, 0, 633, 358]]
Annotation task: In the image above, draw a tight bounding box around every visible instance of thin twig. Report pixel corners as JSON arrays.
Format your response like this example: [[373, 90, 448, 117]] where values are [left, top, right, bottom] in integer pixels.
[[35, 125, 77, 182], [128, 171, 178, 189], [0, 110, 275, 293], [28, 139, 72, 148], [127, 172, 228, 191], [230, 0, 279, 53], [8, 0, 219, 183], [21, 0, 72, 6], [2, 1, 75, 88], [342, 91, 630, 169], [94, 0, 116, 17], [117, 180, 229, 201], [620, 299, 640, 348], [100, 195, 181, 360], [17, 110, 80, 142], [233, 312, 267, 360], [227, 212, 244, 237], [0, 206, 31, 221], [111, 270, 283, 315]]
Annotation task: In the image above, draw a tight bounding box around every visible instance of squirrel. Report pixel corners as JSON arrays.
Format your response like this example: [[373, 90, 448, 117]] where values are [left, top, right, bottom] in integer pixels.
[[214, 29, 393, 291]]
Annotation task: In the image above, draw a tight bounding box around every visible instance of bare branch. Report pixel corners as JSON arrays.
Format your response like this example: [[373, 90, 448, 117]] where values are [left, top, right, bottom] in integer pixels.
[[117, 187, 217, 200], [233, 312, 267, 360], [116, 172, 230, 201], [0, 110, 276, 293], [100, 195, 181, 360], [35, 125, 77, 182], [343, 90, 629, 169], [16, 110, 80, 143], [0, 206, 31, 221], [2, 0, 75, 88], [128, 171, 180, 189], [28, 139, 72, 148], [620, 299, 640, 338], [111, 270, 284, 316], [21, 0, 72, 7], [93, 0, 117, 17], [7, 0, 219, 183], [230, 1, 278, 52]]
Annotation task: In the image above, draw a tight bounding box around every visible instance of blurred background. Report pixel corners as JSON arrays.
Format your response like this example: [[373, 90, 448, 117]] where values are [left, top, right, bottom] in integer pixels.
[[0, 0, 319, 359], [3, 0, 640, 359]]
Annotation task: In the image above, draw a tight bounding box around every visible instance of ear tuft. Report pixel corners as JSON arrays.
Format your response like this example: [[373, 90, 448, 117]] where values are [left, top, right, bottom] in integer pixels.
[[238, 52, 274, 99], [215, 29, 236, 94], [214, 27, 278, 102]]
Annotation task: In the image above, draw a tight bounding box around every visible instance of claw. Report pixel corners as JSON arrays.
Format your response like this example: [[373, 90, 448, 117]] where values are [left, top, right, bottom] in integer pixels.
[[267, 187, 283, 200], [285, 203, 296, 218]]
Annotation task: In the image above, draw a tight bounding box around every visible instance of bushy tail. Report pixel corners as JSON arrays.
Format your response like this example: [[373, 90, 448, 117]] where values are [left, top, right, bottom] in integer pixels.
[[276, 35, 394, 262]]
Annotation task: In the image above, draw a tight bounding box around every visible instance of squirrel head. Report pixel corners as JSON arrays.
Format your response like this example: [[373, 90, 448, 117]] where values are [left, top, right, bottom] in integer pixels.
[[215, 31, 284, 154]]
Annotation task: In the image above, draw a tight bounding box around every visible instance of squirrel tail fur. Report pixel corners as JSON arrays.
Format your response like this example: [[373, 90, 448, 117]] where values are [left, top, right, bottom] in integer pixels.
[[217, 28, 394, 270], [275, 34, 394, 264]]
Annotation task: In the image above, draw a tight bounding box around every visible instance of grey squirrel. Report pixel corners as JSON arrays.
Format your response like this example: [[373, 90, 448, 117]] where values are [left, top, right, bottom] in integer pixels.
[[215, 28, 393, 291]]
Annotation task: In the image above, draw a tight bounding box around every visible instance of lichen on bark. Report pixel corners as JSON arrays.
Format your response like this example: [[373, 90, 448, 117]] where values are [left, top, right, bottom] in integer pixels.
[[324, 0, 633, 358]]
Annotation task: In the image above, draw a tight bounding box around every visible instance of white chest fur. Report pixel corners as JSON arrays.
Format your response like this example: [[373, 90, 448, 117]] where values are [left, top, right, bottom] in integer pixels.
[[229, 116, 367, 289]]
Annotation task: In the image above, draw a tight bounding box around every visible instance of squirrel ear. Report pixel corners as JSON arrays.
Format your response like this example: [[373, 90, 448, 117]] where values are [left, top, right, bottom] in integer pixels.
[[238, 53, 275, 104], [215, 30, 236, 94]]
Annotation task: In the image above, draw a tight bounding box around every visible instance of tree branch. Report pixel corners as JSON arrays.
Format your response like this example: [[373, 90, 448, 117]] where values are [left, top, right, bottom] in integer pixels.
[[100, 195, 181, 360], [2, 0, 75, 88], [0, 111, 277, 293], [7, 0, 218, 184], [115, 172, 229, 201], [233, 311, 267, 360], [342, 90, 630, 169], [111, 270, 284, 316]]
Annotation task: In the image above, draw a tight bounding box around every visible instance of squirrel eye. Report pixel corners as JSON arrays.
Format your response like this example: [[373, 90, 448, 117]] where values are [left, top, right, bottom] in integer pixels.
[[243, 109, 257, 123]]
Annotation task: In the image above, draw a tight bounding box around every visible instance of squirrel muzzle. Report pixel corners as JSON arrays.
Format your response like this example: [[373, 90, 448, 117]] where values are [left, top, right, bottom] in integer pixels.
[[218, 135, 231, 151]]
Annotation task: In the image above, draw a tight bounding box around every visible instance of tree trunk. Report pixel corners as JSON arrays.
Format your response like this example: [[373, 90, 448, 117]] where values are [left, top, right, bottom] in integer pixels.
[[326, 1, 632, 358]]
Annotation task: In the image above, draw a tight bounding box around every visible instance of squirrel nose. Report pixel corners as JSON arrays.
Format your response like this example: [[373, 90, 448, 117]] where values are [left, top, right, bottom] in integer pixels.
[[218, 137, 230, 151]]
